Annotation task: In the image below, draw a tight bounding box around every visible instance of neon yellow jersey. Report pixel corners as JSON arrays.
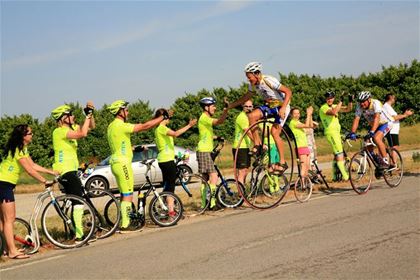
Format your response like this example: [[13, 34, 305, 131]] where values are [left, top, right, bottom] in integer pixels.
[[0, 147, 29, 184], [289, 119, 308, 148], [52, 125, 79, 174], [107, 119, 135, 164], [155, 124, 175, 163], [233, 111, 252, 149], [197, 113, 215, 152], [319, 103, 341, 135]]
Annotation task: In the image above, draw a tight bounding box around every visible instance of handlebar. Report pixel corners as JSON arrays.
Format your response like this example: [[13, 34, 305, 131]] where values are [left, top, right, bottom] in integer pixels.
[[140, 159, 155, 166]]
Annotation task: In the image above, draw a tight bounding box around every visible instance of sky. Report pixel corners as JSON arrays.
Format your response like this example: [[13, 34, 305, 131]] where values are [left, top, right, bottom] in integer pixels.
[[1, 0, 419, 120]]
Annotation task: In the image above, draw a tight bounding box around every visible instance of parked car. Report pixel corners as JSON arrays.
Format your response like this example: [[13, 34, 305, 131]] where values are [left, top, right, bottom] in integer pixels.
[[79, 144, 197, 191]]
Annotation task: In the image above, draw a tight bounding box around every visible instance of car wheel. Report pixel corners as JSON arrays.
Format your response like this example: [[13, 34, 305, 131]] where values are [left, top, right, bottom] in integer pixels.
[[86, 176, 109, 191], [176, 165, 193, 184]]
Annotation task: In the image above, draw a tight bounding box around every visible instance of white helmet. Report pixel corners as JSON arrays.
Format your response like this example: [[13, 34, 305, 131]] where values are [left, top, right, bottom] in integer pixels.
[[358, 91, 371, 102], [244, 61, 262, 73]]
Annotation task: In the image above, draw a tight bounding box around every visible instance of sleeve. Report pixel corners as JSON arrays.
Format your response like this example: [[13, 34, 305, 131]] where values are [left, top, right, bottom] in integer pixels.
[[355, 104, 362, 117], [238, 114, 248, 130], [320, 104, 329, 115], [204, 114, 215, 126], [263, 75, 281, 91], [15, 148, 29, 160], [373, 100, 382, 114], [382, 103, 397, 116], [122, 122, 135, 133]]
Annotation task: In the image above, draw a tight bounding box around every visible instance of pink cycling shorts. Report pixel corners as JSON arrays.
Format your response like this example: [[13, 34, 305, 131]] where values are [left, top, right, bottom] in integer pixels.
[[297, 147, 311, 156]]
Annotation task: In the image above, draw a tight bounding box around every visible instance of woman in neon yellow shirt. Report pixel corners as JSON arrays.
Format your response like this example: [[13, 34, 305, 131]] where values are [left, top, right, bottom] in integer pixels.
[[154, 109, 196, 217], [289, 106, 316, 178], [0, 125, 57, 259]]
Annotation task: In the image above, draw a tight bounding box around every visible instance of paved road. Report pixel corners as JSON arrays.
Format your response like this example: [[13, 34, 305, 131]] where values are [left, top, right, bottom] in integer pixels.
[[2, 176, 419, 279]]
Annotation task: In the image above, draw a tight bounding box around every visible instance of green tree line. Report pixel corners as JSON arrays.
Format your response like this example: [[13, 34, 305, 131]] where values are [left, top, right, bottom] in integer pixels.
[[1, 60, 418, 167]]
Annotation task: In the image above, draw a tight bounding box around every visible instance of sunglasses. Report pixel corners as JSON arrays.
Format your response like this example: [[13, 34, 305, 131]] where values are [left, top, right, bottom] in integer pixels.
[[243, 105, 253, 108]]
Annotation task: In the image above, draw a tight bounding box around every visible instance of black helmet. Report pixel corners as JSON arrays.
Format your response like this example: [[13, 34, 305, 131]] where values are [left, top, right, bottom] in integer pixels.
[[324, 91, 335, 99]]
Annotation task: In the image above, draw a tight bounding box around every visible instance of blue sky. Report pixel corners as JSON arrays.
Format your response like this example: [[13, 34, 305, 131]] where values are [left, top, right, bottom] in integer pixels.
[[1, 0, 419, 120]]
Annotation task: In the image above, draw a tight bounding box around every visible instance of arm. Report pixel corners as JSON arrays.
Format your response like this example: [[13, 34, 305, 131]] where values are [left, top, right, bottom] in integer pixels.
[[392, 109, 414, 121], [166, 119, 197, 138], [133, 116, 164, 133], [18, 157, 48, 184], [340, 102, 353, 113], [29, 158, 58, 176], [370, 113, 380, 132], [351, 116, 360, 133], [325, 102, 342, 116], [228, 91, 253, 110], [66, 117, 91, 139], [213, 108, 229, 126], [89, 115, 96, 129], [278, 85, 292, 119]]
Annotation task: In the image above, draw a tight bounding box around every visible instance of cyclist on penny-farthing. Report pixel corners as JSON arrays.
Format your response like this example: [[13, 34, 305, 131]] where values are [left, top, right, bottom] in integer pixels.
[[348, 91, 393, 170], [228, 61, 292, 174]]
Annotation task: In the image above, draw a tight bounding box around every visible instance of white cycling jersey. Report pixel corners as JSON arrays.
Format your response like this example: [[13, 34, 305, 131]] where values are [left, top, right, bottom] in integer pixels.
[[355, 98, 393, 125], [249, 75, 285, 104]]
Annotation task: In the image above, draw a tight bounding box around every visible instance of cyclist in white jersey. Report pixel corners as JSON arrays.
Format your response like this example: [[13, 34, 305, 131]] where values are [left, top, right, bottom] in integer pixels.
[[348, 91, 393, 169], [228, 62, 292, 173]]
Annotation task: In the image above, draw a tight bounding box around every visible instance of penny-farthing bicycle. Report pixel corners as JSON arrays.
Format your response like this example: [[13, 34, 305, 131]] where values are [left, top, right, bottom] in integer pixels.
[[234, 115, 294, 209]]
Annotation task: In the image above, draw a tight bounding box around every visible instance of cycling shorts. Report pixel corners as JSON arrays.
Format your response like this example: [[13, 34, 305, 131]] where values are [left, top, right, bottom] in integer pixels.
[[325, 133, 344, 156], [59, 171, 84, 197], [232, 148, 251, 168], [258, 105, 290, 126], [0, 181, 16, 203], [111, 161, 134, 196], [375, 123, 390, 136], [269, 144, 280, 164], [297, 147, 311, 156]]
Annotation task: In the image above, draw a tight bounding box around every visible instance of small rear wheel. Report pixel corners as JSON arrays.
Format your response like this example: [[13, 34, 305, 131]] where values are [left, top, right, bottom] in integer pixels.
[[216, 179, 244, 208], [13, 218, 34, 254], [294, 176, 313, 203], [149, 192, 183, 227], [349, 152, 373, 195]]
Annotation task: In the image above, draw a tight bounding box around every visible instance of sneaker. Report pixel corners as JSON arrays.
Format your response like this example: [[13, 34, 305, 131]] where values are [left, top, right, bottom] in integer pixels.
[[119, 224, 143, 234]]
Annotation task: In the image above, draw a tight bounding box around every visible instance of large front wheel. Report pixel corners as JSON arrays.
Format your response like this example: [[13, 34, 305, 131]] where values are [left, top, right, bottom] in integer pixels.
[[149, 192, 183, 227], [41, 195, 96, 249], [349, 152, 373, 195]]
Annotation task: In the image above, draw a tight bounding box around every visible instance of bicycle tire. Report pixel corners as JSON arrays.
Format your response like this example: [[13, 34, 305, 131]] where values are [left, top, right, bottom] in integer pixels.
[[175, 165, 193, 185], [13, 217, 34, 254], [294, 176, 313, 203], [216, 179, 244, 208], [234, 119, 293, 209], [260, 173, 289, 199], [85, 188, 121, 239], [41, 194, 96, 249], [383, 148, 403, 188], [180, 173, 212, 216], [149, 192, 183, 227], [349, 152, 373, 195]]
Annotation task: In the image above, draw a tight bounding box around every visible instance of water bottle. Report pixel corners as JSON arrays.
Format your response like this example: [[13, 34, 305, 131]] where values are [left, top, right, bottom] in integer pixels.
[[138, 192, 145, 216]]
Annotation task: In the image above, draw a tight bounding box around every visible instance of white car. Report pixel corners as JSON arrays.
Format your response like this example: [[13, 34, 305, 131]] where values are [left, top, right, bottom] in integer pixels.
[[79, 144, 198, 191]]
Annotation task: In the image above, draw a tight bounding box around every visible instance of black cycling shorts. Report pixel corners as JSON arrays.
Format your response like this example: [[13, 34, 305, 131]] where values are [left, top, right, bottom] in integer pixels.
[[158, 160, 177, 193], [0, 181, 16, 203], [59, 171, 84, 197], [386, 133, 399, 147], [232, 148, 251, 169]]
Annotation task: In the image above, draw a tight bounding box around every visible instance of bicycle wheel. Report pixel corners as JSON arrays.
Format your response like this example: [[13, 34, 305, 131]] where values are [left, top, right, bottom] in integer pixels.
[[216, 179, 244, 208], [235, 120, 293, 209], [13, 218, 34, 254], [85, 188, 121, 239], [294, 176, 313, 203], [349, 152, 373, 195], [149, 192, 183, 227], [383, 148, 403, 188], [41, 195, 96, 249], [175, 164, 193, 184], [179, 173, 212, 216], [260, 173, 289, 198]]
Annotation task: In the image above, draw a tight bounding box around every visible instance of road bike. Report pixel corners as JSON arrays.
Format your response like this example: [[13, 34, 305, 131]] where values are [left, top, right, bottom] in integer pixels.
[[14, 180, 96, 253], [348, 135, 403, 194], [234, 115, 293, 209], [105, 159, 183, 228]]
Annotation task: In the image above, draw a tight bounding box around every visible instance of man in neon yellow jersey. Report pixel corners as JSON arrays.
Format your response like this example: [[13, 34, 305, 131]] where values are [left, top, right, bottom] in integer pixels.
[[319, 91, 353, 181], [51, 102, 95, 242], [232, 100, 253, 185], [196, 97, 229, 209], [107, 100, 170, 232]]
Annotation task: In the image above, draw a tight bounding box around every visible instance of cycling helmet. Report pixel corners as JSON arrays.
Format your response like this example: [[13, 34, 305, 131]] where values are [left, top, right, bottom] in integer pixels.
[[244, 61, 262, 73], [108, 100, 129, 115], [51, 105, 72, 120], [357, 91, 371, 102], [199, 97, 216, 108], [324, 91, 335, 99]]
